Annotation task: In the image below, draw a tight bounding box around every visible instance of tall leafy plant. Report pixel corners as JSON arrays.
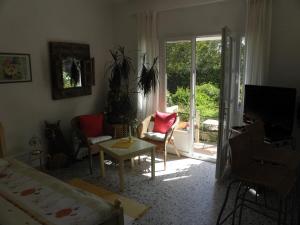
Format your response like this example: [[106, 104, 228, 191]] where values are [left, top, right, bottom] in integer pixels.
[[106, 47, 134, 123]]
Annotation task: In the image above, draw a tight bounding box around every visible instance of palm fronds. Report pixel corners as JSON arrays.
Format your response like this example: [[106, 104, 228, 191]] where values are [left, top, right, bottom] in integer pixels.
[[138, 54, 158, 96]]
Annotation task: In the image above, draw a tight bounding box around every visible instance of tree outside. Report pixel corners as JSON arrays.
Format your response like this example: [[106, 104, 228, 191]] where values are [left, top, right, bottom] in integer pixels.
[[166, 40, 221, 122]]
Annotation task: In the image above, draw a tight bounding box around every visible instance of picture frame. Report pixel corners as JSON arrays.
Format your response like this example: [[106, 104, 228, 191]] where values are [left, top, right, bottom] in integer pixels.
[[49, 42, 93, 99], [0, 53, 32, 83]]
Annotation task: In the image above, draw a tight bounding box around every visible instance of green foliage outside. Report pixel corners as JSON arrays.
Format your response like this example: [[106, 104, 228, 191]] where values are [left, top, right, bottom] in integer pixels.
[[166, 41, 191, 93], [166, 40, 221, 121], [195, 40, 221, 85], [168, 83, 219, 121]]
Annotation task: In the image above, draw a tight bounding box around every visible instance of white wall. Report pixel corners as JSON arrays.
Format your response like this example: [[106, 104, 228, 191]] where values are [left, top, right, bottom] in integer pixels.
[[268, 0, 300, 149], [0, 0, 113, 156], [269, 0, 300, 91], [157, 0, 246, 38], [112, 0, 246, 56]]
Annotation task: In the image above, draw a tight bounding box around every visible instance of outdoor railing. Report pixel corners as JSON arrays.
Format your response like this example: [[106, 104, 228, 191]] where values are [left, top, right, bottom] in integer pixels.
[[176, 111, 218, 143]]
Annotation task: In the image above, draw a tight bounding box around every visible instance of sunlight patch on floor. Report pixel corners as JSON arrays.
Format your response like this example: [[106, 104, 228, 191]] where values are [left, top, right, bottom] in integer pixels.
[[163, 175, 190, 182], [141, 155, 204, 178]]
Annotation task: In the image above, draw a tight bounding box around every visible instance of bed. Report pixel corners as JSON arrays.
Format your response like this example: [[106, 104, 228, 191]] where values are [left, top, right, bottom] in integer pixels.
[[0, 123, 123, 225]]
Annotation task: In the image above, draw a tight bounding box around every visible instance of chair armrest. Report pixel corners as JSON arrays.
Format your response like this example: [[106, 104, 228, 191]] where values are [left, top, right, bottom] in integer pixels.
[[163, 115, 179, 143], [73, 127, 90, 146], [164, 126, 176, 144], [137, 115, 153, 138]]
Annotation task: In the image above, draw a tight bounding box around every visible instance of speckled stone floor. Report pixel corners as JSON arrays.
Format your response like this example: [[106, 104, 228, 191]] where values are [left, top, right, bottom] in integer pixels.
[[47, 154, 279, 225]]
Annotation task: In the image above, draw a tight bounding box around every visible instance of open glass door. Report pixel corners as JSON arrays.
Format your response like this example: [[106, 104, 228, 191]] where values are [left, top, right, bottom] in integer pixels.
[[163, 30, 235, 168], [193, 36, 222, 161], [165, 39, 193, 154], [216, 27, 234, 180]]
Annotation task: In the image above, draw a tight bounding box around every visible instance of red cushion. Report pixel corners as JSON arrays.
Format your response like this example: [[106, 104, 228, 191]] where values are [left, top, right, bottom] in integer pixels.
[[79, 113, 104, 137], [153, 111, 177, 134]]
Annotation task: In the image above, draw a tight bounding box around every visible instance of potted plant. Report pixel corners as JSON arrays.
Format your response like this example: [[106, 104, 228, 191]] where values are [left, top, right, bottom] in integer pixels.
[[105, 47, 134, 124], [105, 47, 159, 124]]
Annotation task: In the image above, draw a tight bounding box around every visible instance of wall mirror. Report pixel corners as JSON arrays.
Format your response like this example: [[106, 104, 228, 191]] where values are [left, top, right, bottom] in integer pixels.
[[49, 42, 94, 99]]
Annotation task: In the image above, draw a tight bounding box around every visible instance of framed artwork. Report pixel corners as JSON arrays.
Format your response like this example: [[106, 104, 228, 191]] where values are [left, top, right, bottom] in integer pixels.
[[49, 42, 94, 99], [0, 53, 32, 83]]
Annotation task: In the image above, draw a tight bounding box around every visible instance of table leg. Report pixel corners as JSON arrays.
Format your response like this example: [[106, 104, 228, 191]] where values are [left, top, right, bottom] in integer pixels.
[[99, 150, 105, 177], [151, 147, 155, 179], [118, 160, 124, 192], [131, 158, 135, 168]]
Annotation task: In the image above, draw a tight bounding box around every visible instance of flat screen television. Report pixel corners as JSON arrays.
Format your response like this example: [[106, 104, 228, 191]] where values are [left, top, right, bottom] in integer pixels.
[[244, 85, 297, 141]]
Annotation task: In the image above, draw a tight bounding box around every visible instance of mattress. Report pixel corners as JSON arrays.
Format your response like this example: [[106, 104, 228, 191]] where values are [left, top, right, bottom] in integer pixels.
[[0, 158, 118, 225]]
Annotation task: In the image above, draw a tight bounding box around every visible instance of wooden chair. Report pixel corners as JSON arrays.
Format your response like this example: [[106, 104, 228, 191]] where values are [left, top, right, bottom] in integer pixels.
[[111, 123, 129, 139], [71, 115, 112, 174], [137, 114, 181, 170], [216, 121, 300, 225], [0, 122, 6, 158]]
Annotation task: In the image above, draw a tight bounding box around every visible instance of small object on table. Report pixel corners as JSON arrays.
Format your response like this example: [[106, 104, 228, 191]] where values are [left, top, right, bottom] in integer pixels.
[[128, 125, 133, 142], [28, 136, 43, 169], [111, 138, 135, 148]]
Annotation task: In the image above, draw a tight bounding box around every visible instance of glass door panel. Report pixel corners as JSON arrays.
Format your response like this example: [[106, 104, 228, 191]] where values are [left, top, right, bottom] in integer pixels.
[[165, 40, 192, 153], [193, 36, 222, 160]]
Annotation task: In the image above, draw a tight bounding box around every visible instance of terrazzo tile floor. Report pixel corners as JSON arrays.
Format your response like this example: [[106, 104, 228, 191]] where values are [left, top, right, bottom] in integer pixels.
[[48, 154, 278, 225]]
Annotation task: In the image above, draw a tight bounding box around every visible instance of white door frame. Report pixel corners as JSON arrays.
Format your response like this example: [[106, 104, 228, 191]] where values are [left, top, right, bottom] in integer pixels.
[[160, 33, 222, 159], [160, 36, 194, 155]]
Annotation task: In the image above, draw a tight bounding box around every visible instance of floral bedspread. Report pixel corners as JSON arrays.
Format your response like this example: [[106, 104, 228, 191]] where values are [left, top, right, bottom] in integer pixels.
[[0, 158, 113, 225]]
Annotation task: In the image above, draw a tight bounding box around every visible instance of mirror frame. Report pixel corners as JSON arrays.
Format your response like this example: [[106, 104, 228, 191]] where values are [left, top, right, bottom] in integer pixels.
[[49, 42, 94, 100]]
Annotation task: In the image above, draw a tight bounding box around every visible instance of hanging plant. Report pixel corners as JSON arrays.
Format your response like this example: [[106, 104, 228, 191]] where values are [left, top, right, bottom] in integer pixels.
[[138, 54, 158, 96], [118, 46, 133, 81]]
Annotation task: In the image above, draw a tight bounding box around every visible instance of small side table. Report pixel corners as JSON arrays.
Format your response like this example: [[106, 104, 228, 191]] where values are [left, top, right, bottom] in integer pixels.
[[98, 137, 155, 192]]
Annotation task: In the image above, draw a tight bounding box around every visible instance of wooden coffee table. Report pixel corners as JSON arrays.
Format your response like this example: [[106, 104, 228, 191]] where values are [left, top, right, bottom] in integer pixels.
[[98, 137, 156, 191]]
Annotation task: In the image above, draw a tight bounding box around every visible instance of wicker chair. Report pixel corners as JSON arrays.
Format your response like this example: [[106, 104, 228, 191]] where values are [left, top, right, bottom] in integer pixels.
[[71, 114, 112, 174], [137, 114, 181, 170]]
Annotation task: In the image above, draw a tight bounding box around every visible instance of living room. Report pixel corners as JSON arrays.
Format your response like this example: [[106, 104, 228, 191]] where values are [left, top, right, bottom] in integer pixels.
[[1, 0, 300, 224]]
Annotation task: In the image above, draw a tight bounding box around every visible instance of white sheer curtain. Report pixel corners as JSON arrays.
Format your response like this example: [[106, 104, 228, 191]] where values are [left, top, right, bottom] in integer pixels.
[[245, 0, 272, 85], [136, 11, 159, 120]]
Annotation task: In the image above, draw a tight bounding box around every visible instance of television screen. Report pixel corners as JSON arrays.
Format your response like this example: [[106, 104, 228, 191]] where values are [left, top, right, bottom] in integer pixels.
[[244, 85, 297, 141]]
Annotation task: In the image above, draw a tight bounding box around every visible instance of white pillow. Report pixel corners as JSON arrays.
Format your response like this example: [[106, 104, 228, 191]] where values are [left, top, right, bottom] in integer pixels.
[[144, 132, 165, 141], [88, 135, 112, 144]]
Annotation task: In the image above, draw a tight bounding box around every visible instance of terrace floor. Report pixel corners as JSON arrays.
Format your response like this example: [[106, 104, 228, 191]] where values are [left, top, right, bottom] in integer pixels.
[[192, 142, 218, 163], [193, 142, 217, 158]]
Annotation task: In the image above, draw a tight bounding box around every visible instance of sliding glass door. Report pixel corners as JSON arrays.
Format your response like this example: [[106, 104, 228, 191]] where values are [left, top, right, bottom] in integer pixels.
[[163, 28, 235, 176], [165, 39, 193, 154]]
